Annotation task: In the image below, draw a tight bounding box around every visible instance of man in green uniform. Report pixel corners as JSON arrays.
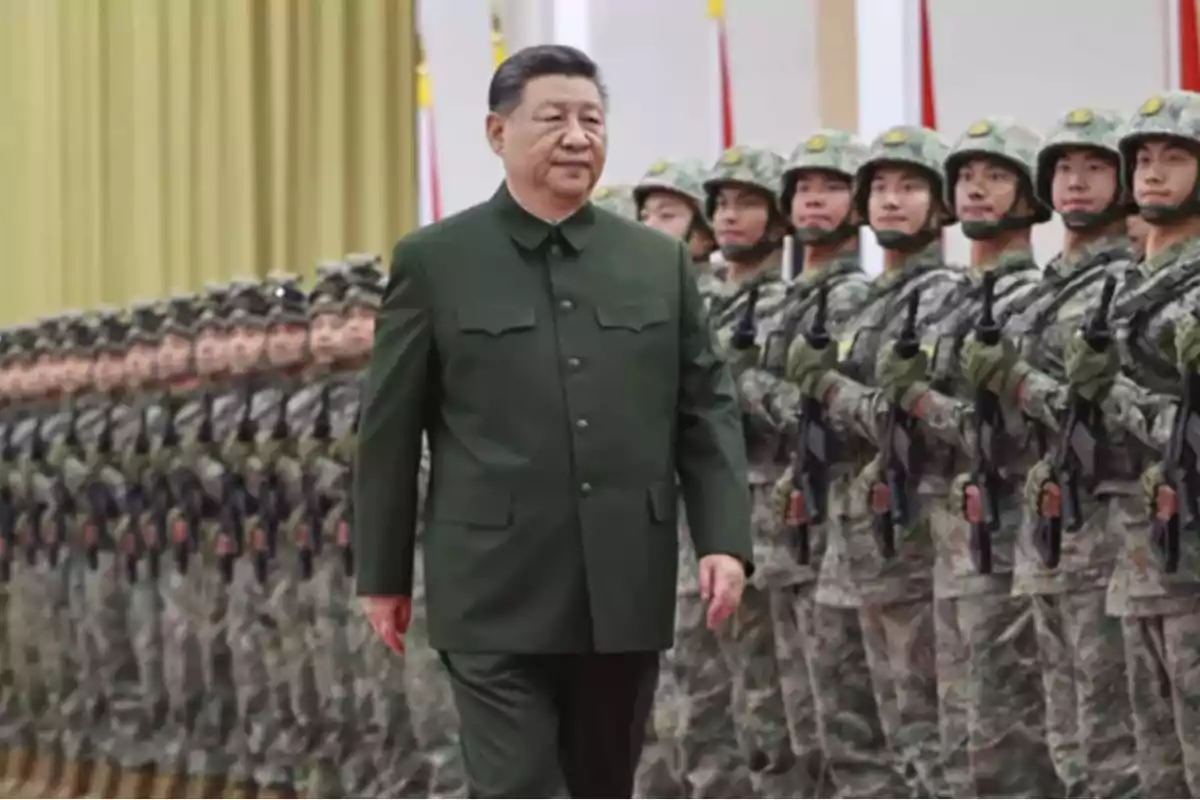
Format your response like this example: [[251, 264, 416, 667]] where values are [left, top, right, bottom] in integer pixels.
[[355, 44, 753, 798]]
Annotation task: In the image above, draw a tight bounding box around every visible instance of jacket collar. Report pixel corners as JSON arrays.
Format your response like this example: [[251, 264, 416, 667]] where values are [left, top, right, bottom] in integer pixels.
[[491, 182, 597, 254]]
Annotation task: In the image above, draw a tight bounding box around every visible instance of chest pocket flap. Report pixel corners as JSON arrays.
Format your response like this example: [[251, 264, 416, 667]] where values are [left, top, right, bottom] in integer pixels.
[[595, 298, 669, 332], [457, 305, 536, 336]]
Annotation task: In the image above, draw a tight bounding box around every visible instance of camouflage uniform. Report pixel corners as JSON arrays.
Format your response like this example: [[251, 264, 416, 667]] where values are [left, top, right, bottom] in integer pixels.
[[591, 184, 638, 220], [743, 130, 875, 799], [153, 297, 209, 793], [175, 286, 241, 791], [781, 126, 969, 797], [887, 118, 1059, 797], [966, 107, 1140, 797], [1088, 91, 1200, 796], [631, 157, 719, 798], [695, 144, 816, 798]]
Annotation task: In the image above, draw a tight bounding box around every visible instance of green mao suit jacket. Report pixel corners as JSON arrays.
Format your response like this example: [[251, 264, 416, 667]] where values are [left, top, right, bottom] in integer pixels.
[[353, 183, 752, 653]]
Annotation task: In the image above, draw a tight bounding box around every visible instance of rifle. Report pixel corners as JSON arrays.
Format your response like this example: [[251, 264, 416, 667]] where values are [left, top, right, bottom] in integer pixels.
[[84, 402, 116, 571], [341, 408, 360, 577], [962, 272, 1003, 574], [1036, 276, 1117, 567], [875, 291, 923, 559], [254, 387, 291, 584], [300, 384, 332, 579], [782, 286, 831, 566], [0, 419, 13, 582], [175, 391, 213, 576], [125, 402, 154, 582], [1153, 312, 1200, 573], [730, 285, 760, 351]]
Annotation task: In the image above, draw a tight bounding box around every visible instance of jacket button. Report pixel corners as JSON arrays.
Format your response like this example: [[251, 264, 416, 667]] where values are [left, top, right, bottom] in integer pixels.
[[575, 418, 589, 430], [580, 482, 593, 495]]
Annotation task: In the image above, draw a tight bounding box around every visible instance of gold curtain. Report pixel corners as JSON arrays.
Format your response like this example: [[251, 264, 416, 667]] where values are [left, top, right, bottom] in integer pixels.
[[0, 0, 417, 326]]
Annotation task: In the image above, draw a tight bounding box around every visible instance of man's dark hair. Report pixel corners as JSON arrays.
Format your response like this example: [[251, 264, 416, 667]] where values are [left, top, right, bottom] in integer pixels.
[[487, 45, 607, 115]]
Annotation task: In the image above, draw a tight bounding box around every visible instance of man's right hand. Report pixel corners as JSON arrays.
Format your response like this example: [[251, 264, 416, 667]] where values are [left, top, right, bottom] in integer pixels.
[[785, 337, 835, 395], [360, 595, 412, 656]]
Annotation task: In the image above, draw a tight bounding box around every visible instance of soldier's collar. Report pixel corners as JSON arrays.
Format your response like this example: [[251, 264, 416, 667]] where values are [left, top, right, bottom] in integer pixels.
[[794, 251, 861, 288], [1142, 234, 1200, 276], [1050, 234, 1131, 278], [492, 182, 596, 254], [873, 243, 944, 290]]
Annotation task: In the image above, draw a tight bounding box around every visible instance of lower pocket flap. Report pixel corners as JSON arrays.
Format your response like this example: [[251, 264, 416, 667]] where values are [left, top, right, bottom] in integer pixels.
[[433, 484, 513, 527]]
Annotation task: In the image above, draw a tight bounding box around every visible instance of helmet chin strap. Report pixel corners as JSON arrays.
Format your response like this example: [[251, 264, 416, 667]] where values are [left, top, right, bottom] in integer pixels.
[[794, 210, 857, 248], [720, 236, 782, 265], [871, 202, 938, 253]]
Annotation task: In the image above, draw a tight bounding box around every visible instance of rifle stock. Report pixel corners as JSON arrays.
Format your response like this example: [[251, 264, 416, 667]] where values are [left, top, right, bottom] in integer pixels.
[[876, 291, 922, 559]]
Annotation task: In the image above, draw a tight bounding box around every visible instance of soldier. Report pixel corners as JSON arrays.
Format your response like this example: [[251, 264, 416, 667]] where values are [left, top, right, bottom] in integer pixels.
[[781, 124, 968, 797], [220, 278, 296, 796], [0, 330, 25, 787], [634, 157, 719, 288], [862, 118, 1056, 796], [695, 144, 810, 798], [628, 157, 722, 799], [961, 107, 1140, 797], [21, 316, 83, 796], [253, 275, 319, 797], [177, 283, 242, 795], [151, 294, 209, 796], [2, 326, 43, 793], [755, 129, 874, 797], [1127, 212, 1150, 260], [590, 184, 638, 219]]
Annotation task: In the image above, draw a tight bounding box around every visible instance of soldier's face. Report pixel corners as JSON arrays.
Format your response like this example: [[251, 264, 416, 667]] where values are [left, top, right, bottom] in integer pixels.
[[229, 325, 265, 374], [955, 157, 1023, 222], [712, 186, 772, 247], [94, 353, 124, 389], [640, 191, 695, 240], [1051, 148, 1118, 216], [309, 313, 340, 364], [1133, 139, 1198, 209], [790, 170, 853, 231], [486, 75, 607, 203], [195, 329, 226, 375], [868, 166, 934, 235], [345, 308, 375, 355], [124, 344, 156, 383], [266, 324, 306, 366], [1126, 213, 1149, 257], [157, 334, 192, 377]]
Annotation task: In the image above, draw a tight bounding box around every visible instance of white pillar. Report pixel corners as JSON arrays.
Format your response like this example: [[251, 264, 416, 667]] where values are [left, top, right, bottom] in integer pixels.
[[551, 0, 591, 51], [855, 0, 921, 274], [1165, 0, 1182, 89]]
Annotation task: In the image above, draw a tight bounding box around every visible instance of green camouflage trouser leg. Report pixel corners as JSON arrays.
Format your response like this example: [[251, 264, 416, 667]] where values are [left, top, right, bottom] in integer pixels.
[[405, 555, 465, 797], [272, 558, 319, 794], [356, 615, 423, 797], [1121, 615, 1190, 797], [933, 597, 972, 798], [960, 592, 1060, 797], [809, 602, 906, 798], [859, 598, 941, 797], [633, 647, 685, 798], [81, 552, 148, 771], [775, 586, 833, 797], [33, 547, 74, 765], [127, 540, 167, 775], [228, 559, 275, 787], [5, 559, 41, 764], [190, 547, 239, 783], [674, 537, 752, 798], [307, 555, 356, 797]]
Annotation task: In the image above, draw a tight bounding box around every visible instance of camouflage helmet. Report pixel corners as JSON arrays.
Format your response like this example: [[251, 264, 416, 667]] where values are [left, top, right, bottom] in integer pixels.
[[852, 125, 953, 222], [780, 130, 869, 218], [633, 158, 708, 213], [1034, 107, 1128, 226], [944, 117, 1052, 223], [1118, 91, 1200, 204], [703, 145, 787, 221], [591, 184, 638, 220]]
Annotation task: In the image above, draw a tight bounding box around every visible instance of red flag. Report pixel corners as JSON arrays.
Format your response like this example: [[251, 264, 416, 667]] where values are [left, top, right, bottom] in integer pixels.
[[919, 0, 937, 129], [417, 62, 443, 224], [1180, 0, 1200, 90], [710, 0, 735, 149]]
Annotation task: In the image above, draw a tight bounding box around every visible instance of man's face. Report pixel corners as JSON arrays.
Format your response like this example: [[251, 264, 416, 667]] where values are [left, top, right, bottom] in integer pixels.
[[37, 355, 63, 391], [228, 324, 265, 374], [123, 344, 157, 384], [309, 313, 342, 364], [156, 334, 192, 378], [955, 156, 1023, 222], [640, 191, 695, 240], [1051, 148, 1118, 216], [712, 185, 772, 248], [266, 323, 307, 366], [1134, 139, 1198, 209], [790, 169, 853, 231], [868, 165, 934, 236], [94, 352, 125, 389], [344, 308, 376, 356], [194, 328, 227, 376], [486, 75, 607, 204]]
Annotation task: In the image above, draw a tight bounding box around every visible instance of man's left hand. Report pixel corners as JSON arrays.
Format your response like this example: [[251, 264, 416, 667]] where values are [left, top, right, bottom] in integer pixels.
[[698, 553, 746, 630]]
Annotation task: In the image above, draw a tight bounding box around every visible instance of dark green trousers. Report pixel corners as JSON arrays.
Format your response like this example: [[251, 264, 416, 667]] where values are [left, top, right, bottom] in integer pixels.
[[439, 651, 659, 798]]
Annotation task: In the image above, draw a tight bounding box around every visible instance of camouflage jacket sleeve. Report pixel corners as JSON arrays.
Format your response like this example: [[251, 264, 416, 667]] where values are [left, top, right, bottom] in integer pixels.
[[1016, 367, 1167, 451], [740, 279, 872, 432], [816, 370, 887, 446]]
